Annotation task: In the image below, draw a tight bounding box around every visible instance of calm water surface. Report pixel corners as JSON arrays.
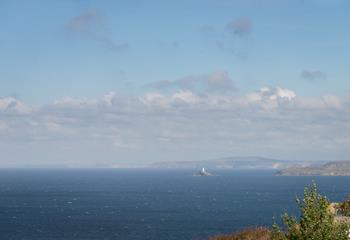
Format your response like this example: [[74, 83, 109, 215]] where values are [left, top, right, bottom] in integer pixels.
[[0, 169, 350, 240]]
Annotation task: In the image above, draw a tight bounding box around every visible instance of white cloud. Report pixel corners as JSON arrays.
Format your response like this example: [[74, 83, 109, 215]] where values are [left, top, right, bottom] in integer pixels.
[[247, 87, 296, 102], [171, 91, 201, 104], [0, 97, 32, 113], [102, 92, 116, 106], [53, 97, 97, 107]]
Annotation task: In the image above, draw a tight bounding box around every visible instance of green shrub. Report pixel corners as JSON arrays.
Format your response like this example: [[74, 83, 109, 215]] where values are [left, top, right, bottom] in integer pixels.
[[337, 195, 350, 217], [271, 181, 349, 240]]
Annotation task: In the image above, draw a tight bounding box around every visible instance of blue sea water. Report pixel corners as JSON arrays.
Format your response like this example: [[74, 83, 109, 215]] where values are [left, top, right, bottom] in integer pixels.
[[0, 169, 350, 240]]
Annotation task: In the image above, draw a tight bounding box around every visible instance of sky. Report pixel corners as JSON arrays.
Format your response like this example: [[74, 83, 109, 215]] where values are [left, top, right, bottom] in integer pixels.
[[0, 0, 350, 167]]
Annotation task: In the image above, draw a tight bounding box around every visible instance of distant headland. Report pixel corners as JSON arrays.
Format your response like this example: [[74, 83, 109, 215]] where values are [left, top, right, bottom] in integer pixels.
[[276, 161, 350, 176]]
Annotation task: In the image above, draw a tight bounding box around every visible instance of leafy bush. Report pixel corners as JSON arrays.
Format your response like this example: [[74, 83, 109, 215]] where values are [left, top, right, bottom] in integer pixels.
[[271, 181, 349, 240], [209, 181, 349, 240], [337, 195, 350, 217]]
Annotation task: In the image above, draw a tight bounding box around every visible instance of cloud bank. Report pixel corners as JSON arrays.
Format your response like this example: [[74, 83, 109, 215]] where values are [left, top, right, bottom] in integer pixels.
[[1, 86, 350, 166]]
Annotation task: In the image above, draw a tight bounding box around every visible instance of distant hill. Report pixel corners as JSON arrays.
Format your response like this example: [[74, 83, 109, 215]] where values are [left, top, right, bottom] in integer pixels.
[[150, 156, 317, 170], [276, 161, 350, 176]]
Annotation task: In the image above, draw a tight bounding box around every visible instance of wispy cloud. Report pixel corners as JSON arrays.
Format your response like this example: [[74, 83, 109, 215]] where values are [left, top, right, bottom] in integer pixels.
[[65, 9, 128, 51], [198, 18, 253, 57], [227, 18, 252, 37], [66, 9, 103, 33], [145, 71, 236, 93], [301, 69, 327, 81]]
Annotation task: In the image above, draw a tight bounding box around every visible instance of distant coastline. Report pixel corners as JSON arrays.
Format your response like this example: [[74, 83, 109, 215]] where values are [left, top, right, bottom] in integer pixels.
[[149, 156, 319, 170], [276, 161, 350, 176]]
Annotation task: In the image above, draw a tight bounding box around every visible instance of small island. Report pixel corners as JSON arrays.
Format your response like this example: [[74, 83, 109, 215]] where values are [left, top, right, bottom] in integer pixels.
[[276, 161, 350, 176], [195, 167, 212, 176]]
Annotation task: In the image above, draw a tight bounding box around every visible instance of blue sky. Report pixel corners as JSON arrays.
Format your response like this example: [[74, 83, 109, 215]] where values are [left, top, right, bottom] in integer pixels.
[[1, 0, 349, 102], [0, 0, 350, 166]]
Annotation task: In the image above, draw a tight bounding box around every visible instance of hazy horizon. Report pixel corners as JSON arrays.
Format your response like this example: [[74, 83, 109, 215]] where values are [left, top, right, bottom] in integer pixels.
[[1, 0, 350, 167]]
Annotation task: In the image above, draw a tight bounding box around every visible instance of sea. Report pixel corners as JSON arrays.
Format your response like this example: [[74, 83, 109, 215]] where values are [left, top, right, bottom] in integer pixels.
[[1, 169, 350, 240]]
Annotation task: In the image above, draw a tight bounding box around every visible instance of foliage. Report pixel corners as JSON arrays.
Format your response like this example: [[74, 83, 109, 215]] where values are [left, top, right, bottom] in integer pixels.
[[271, 181, 349, 240], [337, 195, 350, 217]]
